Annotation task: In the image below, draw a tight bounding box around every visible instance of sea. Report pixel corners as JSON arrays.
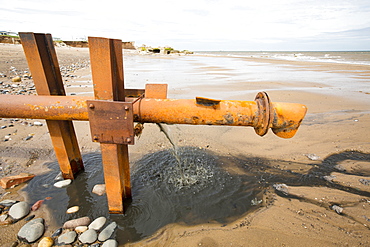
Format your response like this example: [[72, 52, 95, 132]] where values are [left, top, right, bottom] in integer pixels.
[[194, 51, 370, 66]]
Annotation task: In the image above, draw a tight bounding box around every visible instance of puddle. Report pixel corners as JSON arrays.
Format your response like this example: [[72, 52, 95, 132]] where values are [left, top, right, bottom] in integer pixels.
[[23, 148, 370, 244], [23, 147, 263, 244]]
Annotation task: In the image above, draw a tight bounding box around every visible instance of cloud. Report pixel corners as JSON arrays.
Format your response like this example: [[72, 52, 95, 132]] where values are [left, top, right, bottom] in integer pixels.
[[1, 0, 369, 50]]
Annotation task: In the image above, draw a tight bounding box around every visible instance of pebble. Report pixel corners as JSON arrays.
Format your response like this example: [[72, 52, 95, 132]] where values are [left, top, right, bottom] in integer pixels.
[[98, 222, 117, 242], [66, 206, 79, 214], [89, 216, 107, 231], [57, 231, 77, 245], [332, 205, 343, 214], [0, 199, 17, 207], [92, 184, 106, 196], [51, 228, 63, 237], [78, 229, 97, 244], [17, 218, 45, 243], [11, 76, 21, 82], [9, 201, 30, 220], [273, 183, 289, 195], [24, 215, 35, 221], [63, 216, 91, 229], [33, 121, 43, 126], [37, 237, 54, 247], [102, 239, 118, 247], [305, 153, 320, 161], [75, 225, 88, 233], [0, 214, 8, 221], [54, 179, 72, 188]]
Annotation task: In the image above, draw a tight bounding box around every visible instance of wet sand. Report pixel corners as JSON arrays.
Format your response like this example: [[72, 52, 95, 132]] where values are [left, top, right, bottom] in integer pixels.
[[0, 44, 369, 246]]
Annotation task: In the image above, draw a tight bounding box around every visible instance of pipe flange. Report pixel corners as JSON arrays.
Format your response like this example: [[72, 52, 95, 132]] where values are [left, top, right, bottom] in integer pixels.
[[254, 92, 273, 136]]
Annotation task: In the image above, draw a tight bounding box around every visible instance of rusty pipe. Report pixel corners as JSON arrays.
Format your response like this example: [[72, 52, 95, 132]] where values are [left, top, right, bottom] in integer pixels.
[[0, 93, 307, 138]]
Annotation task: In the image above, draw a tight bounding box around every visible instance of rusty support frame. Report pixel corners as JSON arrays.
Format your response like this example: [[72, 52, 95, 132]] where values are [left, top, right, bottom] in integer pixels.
[[19, 32, 83, 179], [88, 37, 131, 214]]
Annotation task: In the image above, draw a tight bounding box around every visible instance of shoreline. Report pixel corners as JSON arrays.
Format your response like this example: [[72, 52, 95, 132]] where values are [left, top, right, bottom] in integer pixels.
[[0, 44, 369, 246]]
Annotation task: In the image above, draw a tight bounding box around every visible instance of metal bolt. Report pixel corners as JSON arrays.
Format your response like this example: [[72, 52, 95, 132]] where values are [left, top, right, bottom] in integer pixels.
[[126, 138, 131, 143], [93, 135, 99, 141], [124, 106, 129, 111], [89, 103, 95, 109]]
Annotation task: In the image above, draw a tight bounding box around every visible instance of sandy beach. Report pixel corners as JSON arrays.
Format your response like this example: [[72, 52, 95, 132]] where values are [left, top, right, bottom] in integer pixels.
[[0, 44, 369, 246]]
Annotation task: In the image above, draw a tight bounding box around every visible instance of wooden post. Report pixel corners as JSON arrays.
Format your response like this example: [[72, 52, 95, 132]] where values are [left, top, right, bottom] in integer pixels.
[[88, 37, 131, 214], [19, 32, 83, 179]]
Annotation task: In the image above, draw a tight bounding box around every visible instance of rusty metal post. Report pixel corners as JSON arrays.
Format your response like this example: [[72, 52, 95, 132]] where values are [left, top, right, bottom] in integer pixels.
[[19, 32, 83, 179], [88, 37, 130, 214]]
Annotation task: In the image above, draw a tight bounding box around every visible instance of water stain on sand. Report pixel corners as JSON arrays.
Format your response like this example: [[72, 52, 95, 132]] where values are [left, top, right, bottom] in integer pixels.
[[23, 148, 370, 244]]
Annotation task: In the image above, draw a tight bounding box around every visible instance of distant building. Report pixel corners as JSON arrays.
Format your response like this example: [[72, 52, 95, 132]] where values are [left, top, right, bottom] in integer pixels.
[[0, 31, 18, 36]]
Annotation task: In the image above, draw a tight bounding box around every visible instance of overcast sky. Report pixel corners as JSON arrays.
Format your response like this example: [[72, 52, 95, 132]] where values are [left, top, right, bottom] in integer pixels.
[[1, 0, 369, 51]]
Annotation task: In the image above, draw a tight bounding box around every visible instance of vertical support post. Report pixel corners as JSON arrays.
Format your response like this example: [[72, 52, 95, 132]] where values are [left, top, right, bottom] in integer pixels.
[[88, 37, 131, 214], [19, 32, 83, 179]]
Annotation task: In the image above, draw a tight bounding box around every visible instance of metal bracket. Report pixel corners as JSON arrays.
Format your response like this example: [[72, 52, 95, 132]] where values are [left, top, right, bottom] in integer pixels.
[[87, 100, 134, 145]]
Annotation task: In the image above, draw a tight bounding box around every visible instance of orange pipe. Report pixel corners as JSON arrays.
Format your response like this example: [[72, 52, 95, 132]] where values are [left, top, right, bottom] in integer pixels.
[[0, 94, 307, 138]]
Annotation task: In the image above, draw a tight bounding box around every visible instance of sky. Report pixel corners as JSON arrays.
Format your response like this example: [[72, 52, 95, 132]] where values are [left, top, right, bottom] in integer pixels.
[[1, 0, 370, 51]]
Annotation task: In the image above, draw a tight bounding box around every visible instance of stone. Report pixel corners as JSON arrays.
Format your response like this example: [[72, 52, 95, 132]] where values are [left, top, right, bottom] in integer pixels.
[[92, 184, 106, 196], [51, 228, 63, 237], [54, 179, 72, 188], [98, 222, 117, 242], [0, 173, 35, 189], [17, 218, 45, 243], [66, 206, 79, 214], [57, 231, 77, 245], [78, 229, 97, 244], [9, 201, 30, 220], [0, 214, 8, 221], [273, 183, 289, 195], [89, 216, 107, 231], [332, 205, 343, 214], [63, 216, 91, 229], [75, 225, 88, 233], [305, 153, 320, 161], [11, 76, 21, 82], [0, 199, 17, 207], [102, 239, 118, 247], [37, 237, 54, 247], [33, 121, 43, 126]]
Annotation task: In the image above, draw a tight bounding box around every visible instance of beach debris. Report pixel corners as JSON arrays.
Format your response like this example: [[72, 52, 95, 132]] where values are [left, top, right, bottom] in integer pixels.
[[331, 205, 343, 214], [31, 200, 44, 211], [66, 206, 79, 214], [305, 153, 320, 161], [53, 179, 72, 188], [273, 183, 289, 195], [359, 179, 370, 186], [63, 216, 91, 229], [9, 201, 30, 220], [0, 173, 35, 189], [92, 184, 106, 196], [18, 218, 45, 243]]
